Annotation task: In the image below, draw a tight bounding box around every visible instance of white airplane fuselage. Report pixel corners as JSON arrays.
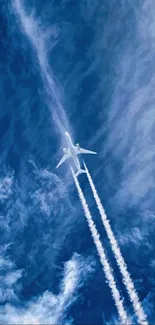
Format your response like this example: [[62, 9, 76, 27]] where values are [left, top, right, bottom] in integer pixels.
[[65, 132, 80, 169], [57, 131, 97, 176]]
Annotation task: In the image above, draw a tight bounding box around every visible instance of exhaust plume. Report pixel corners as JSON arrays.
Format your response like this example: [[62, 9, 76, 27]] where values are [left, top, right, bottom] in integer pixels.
[[84, 163, 148, 325], [71, 168, 129, 324]]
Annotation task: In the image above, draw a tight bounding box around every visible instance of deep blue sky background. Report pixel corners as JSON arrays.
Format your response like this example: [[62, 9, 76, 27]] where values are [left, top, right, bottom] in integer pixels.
[[0, 0, 155, 324]]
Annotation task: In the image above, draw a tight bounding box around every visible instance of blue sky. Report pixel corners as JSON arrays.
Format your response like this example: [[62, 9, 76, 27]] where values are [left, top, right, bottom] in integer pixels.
[[0, 0, 155, 324]]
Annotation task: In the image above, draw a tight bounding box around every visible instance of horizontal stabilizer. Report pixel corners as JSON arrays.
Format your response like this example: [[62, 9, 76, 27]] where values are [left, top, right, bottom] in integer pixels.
[[75, 146, 97, 155], [75, 168, 86, 177]]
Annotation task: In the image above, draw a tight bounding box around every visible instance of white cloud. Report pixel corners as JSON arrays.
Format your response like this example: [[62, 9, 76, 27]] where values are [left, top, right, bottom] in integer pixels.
[[31, 165, 72, 216], [0, 173, 14, 201], [0, 253, 95, 324], [0, 161, 95, 324], [91, 0, 155, 215], [0, 255, 23, 304], [118, 227, 143, 247], [0, 159, 79, 292]]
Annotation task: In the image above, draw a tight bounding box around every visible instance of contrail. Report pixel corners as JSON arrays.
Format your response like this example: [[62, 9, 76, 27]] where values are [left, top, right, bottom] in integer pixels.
[[13, 0, 70, 135], [71, 168, 129, 324], [84, 163, 148, 325]]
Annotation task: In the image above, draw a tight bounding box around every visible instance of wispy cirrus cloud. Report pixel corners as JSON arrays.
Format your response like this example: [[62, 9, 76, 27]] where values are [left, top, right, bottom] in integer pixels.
[[0, 245, 23, 304], [1, 158, 77, 271], [0, 252, 95, 324], [86, 0, 155, 216], [0, 161, 96, 323], [0, 172, 14, 202]]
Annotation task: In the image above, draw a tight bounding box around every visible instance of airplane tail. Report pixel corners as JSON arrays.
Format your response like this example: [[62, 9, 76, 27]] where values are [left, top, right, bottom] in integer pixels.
[[75, 168, 86, 177]]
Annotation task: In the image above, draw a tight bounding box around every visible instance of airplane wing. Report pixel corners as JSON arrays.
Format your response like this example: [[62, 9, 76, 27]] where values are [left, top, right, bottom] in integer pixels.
[[56, 149, 71, 168], [75, 146, 97, 155]]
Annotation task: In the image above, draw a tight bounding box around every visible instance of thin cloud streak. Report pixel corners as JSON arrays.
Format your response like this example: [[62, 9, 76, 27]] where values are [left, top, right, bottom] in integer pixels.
[[13, 0, 71, 136], [91, 0, 155, 213]]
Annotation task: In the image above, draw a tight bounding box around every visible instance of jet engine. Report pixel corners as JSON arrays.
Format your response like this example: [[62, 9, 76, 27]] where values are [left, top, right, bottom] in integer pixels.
[[63, 148, 66, 153], [76, 143, 80, 149]]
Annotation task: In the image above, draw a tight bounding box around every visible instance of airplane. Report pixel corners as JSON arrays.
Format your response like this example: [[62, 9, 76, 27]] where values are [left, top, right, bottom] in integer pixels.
[[56, 132, 97, 176]]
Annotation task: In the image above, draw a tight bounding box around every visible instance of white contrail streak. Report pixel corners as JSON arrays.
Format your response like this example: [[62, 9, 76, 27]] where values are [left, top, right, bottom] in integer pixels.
[[84, 163, 148, 325], [13, 0, 70, 134], [71, 168, 129, 325]]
